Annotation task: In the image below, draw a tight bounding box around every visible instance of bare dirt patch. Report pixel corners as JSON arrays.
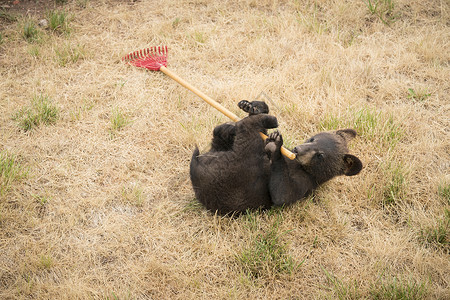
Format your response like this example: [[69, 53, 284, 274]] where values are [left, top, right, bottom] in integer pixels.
[[0, 0, 57, 16]]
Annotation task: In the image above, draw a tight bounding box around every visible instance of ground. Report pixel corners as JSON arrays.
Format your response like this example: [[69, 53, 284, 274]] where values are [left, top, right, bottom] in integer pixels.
[[0, 0, 449, 299], [0, 0, 57, 16]]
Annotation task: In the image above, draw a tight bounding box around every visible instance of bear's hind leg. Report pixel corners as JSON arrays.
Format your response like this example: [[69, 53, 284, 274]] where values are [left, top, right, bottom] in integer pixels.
[[238, 100, 269, 115]]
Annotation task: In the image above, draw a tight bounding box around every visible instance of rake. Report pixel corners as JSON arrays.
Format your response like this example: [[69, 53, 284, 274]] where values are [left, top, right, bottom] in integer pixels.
[[122, 46, 296, 160]]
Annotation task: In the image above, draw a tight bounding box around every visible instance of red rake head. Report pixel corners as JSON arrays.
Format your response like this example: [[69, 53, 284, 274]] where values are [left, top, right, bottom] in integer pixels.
[[122, 46, 168, 71]]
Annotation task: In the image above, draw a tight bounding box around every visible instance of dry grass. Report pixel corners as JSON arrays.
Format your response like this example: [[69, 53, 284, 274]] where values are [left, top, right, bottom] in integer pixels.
[[0, 0, 449, 298]]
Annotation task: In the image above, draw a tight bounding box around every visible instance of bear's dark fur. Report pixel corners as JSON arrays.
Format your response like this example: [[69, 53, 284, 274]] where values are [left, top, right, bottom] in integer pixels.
[[189, 101, 362, 215]]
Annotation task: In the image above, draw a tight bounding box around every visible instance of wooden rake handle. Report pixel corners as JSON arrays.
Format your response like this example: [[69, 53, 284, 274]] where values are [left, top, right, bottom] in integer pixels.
[[160, 66, 296, 160]]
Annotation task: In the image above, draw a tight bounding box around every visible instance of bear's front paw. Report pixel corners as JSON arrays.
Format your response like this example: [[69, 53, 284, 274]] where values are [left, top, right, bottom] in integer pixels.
[[267, 130, 283, 148], [265, 130, 283, 159]]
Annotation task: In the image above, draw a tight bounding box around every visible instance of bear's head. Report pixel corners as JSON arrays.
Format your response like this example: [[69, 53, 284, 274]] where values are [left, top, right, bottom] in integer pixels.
[[293, 129, 362, 184]]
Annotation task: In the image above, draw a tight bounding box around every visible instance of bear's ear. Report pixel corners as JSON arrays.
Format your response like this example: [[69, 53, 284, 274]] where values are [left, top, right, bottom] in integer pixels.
[[343, 154, 363, 176], [336, 129, 357, 142]]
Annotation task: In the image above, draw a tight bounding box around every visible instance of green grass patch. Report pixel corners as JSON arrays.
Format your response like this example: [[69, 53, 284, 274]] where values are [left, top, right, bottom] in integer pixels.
[[28, 45, 40, 58], [172, 17, 181, 28], [183, 198, 204, 213], [47, 10, 71, 34], [0, 10, 18, 23], [22, 20, 41, 43], [319, 113, 343, 131], [407, 88, 431, 103], [319, 107, 403, 149], [420, 209, 449, 252], [237, 215, 301, 278], [110, 108, 129, 133], [13, 95, 59, 132], [351, 108, 403, 147], [121, 185, 144, 207], [242, 209, 263, 232], [0, 151, 27, 196], [297, 3, 328, 35], [369, 275, 428, 299], [39, 255, 54, 269], [438, 183, 450, 204], [106, 292, 120, 300], [76, 0, 89, 9], [54, 43, 86, 67], [382, 161, 407, 207], [352, 108, 379, 140], [69, 98, 95, 121], [192, 31, 207, 44], [365, 0, 397, 25], [378, 111, 401, 145], [34, 194, 49, 206], [322, 267, 360, 299]]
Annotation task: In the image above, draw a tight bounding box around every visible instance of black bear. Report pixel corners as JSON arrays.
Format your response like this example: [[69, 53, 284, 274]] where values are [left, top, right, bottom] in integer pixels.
[[189, 101, 362, 215]]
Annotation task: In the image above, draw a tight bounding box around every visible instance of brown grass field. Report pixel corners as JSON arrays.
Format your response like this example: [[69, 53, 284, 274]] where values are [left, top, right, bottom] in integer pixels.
[[0, 0, 449, 299]]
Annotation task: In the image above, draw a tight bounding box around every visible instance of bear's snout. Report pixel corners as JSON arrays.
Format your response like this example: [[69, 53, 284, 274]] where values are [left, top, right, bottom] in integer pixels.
[[293, 144, 312, 156]]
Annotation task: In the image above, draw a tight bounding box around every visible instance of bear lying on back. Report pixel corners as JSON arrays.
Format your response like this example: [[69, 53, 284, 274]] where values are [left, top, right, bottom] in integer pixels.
[[189, 100, 362, 215]]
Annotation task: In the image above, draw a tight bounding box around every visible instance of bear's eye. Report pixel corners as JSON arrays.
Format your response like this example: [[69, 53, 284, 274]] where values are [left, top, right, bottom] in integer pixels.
[[315, 152, 324, 160], [308, 138, 315, 143]]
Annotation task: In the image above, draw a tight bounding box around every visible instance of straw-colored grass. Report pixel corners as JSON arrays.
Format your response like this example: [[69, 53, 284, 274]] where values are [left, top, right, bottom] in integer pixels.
[[0, 0, 449, 298]]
